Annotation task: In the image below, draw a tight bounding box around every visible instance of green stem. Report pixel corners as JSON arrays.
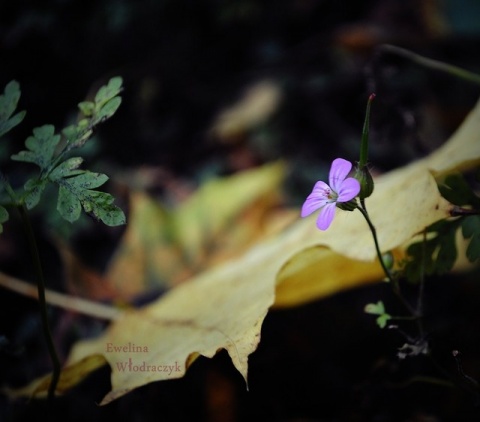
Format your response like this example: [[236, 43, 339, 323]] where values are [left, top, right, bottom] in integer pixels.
[[378, 44, 480, 86], [17, 204, 61, 404], [357, 199, 392, 282], [388, 375, 456, 389], [3, 177, 61, 403], [416, 230, 427, 338], [357, 199, 418, 317]]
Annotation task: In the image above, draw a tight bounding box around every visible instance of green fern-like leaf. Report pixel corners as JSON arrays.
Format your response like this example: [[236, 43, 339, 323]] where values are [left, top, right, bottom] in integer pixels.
[[6, 77, 126, 227]]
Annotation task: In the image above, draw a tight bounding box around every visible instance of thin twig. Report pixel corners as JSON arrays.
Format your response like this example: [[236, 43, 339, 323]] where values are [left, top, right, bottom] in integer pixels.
[[378, 44, 480, 86], [0, 271, 122, 321]]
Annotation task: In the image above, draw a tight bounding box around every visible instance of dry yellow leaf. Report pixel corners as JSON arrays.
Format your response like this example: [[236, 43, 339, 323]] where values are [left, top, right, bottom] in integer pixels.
[[275, 246, 405, 308], [9, 97, 480, 405], [105, 161, 287, 298], [209, 79, 282, 142], [23, 240, 279, 404]]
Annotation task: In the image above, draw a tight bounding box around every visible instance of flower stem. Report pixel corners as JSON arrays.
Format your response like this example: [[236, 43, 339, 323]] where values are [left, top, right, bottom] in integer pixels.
[[415, 230, 427, 337], [357, 199, 418, 317]]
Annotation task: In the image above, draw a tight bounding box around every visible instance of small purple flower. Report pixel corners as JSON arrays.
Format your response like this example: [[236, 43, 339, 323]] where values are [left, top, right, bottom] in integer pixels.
[[301, 158, 360, 230]]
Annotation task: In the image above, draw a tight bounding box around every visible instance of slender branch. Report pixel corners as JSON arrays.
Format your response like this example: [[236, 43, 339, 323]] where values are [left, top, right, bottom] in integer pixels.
[[378, 44, 480, 86], [0, 271, 121, 321]]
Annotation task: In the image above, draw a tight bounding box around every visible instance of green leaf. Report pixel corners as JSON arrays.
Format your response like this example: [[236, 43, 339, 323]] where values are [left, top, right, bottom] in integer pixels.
[[0, 81, 21, 120], [404, 238, 437, 282], [462, 216, 480, 262], [23, 178, 48, 209], [94, 96, 122, 124], [78, 101, 95, 117], [376, 314, 391, 329], [64, 172, 109, 190], [0, 110, 26, 139], [439, 173, 480, 207], [466, 235, 480, 262], [0, 80, 26, 138], [11, 124, 61, 170], [49, 157, 84, 181], [94, 77, 123, 107], [404, 217, 465, 282], [462, 215, 480, 238], [364, 301, 391, 329], [0, 205, 9, 233], [57, 184, 82, 223], [80, 190, 126, 226], [435, 229, 458, 274], [364, 301, 386, 315], [56, 172, 126, 226], [62, 123, 93, 148], [61, 77, 123, 149]]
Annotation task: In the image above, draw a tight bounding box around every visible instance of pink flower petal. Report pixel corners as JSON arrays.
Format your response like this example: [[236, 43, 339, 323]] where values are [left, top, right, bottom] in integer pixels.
[[329, 158, 352, 192], [316, 202, 336, 230], [301, 180, 331, 217], [337, 177, 360, 202]]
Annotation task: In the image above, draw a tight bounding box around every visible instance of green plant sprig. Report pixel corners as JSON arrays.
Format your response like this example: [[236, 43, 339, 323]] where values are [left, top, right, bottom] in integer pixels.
[[8, 77, 125, 226], [0, 76, 126, 406]]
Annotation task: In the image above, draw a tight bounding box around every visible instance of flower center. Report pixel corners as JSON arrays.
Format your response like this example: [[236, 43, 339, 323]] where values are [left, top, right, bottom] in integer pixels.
[[326, 188, 338, 202]]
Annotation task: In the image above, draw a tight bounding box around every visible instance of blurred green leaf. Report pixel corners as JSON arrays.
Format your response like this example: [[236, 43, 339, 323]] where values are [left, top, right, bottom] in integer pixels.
[[0, 80, 26, 138], [435, 228, 458, 273], [77, 101, 95, 117], [364, 301, 391, 329], [405, 217, 475, 281], [94, 77, 123, 109], [439, 173, 480, 207], [62, 122, 93, 148], [364, 300, 386, 315], [0, 205, 9, 233], [462, 216, 480, 262], [23, 178, 48, 209]]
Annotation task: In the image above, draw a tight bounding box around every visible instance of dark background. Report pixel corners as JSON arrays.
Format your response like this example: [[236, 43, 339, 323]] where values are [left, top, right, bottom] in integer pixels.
[[1, 0, 480, 420]]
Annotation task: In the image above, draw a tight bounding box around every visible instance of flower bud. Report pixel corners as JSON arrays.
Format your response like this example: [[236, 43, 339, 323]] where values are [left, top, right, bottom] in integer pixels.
[[336, 198, 358, 211], [354, 165, 374, 199]]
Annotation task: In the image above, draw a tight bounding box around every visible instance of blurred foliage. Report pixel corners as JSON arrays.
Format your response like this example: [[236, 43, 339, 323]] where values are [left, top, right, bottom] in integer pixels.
[[404, 172, 480, 282], [2, 0, 480, 191]]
